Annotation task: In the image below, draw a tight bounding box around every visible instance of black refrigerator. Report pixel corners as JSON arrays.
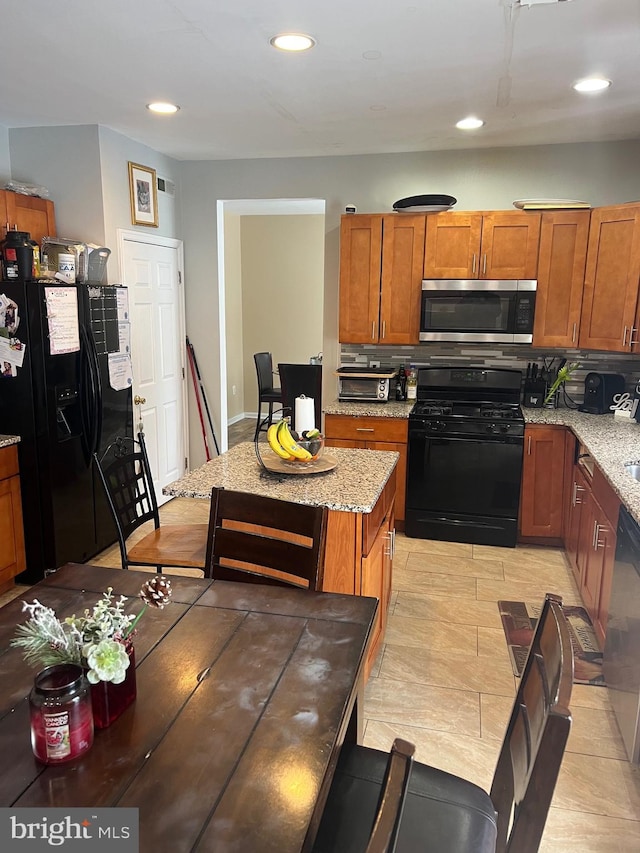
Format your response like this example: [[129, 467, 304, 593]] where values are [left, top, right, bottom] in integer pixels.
[[0, 279, 132, 582]]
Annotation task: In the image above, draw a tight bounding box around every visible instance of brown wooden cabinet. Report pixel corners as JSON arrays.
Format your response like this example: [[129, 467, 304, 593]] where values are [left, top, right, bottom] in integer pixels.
[[565, 464, 589, 587], [519, 425, 566, 540], [532, 210, 590, 348], [579, 203, 640, 352], [0, 445, 26, 593], [423, 211, 541, 279], [574, 463, 620, 646], [339, 214, 425, 344], [324, 414, 408, 524], [1, 190, 56, 246], [322, 466, 396, 680]]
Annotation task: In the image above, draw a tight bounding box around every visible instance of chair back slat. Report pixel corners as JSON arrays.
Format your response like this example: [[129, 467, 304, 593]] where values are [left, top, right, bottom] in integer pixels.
[[254, 352, 276, 393], [205, 488, 327, 590], [490, 593, 574, 853]]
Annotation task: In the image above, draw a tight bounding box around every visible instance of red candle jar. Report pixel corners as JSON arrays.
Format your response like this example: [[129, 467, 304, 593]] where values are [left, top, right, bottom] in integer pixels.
[[29, 664, 94, 764]]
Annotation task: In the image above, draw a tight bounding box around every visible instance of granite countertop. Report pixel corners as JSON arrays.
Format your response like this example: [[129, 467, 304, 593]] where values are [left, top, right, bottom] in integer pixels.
[[324, 400, 415, 418], [0, 434, 20, 449], [164, 441, 399, 514]]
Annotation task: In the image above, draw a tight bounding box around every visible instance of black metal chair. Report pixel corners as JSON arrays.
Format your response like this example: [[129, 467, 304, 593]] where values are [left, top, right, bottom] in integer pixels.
[[94, 432, 208, 573], [204, 487, 327, 590], [313, 593, 574, 853], [253, 352, 283, 441], [277, 363, 322, 433]]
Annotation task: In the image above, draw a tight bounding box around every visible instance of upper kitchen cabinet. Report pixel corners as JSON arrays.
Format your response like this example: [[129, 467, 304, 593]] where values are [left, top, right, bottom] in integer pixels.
[[579, 204, 640, 352], [0, 190, 56, 246], [533, 210, 590, 348], [339, 214, 425, 344], [423, 211, 541, 280]]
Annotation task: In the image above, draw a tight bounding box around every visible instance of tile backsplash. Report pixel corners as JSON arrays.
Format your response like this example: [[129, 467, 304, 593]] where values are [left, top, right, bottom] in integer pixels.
[[340, 344, 640, 405]]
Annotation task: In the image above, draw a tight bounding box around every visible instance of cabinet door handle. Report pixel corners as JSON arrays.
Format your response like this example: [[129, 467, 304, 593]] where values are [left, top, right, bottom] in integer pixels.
[[572, 322, 577, 343], [356, 427, 375, 432], [630, 327, 638, 347], [372, 321, 376, 340], [391, 528, 396, 560], [572, 483, 585, 506], [592, 521, 598, 549], [472, 254, 477, 275], [595, 523, 607, 550], [527, 435, 532, 455], [623, 326, 628, 347], [384, 531, 393, 558], [482, 254, 487, 276], [381, 320, 386, 339]]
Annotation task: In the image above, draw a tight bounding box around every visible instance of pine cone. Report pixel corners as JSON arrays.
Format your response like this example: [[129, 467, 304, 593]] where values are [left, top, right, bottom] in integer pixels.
[[139, 576, 173, 609]]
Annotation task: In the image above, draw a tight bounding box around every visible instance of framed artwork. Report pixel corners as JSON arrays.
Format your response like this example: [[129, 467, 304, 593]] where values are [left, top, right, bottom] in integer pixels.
[[128, 162, 158, 227]]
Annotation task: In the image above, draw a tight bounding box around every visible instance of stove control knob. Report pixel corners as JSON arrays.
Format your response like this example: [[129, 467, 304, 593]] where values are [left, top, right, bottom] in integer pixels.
[[500, 424, 510, 433], [487, 423, 500, 434], [432, 420, 447, 432]]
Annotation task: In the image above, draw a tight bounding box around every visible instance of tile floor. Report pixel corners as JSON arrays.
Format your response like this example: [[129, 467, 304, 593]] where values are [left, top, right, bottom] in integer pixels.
[[2, 415, 639, 849]]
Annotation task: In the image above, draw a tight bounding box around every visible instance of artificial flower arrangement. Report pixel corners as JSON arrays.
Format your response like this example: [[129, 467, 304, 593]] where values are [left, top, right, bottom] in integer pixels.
[[12, 576, 172, 684], [544, 361, 580, 405]]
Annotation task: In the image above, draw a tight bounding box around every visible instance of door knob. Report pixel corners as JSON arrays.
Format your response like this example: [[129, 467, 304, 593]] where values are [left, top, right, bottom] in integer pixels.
[[134, 395, 146, 405]]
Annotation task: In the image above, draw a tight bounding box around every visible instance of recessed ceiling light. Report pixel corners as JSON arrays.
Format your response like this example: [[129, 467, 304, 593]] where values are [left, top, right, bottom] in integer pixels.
[[572, 76, 612, 94], [269, 33, 316, 52], [456, 116, 485, 130], [147, 102, 180, 114]]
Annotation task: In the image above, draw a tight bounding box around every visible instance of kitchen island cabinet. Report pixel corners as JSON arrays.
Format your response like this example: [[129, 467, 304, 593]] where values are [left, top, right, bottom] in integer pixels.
[[423, 210, 541, 280], [0, 190, 56, 246], [339, 213, 425, 344], [0, 440, 26, 593], [163, 442, 398, 679]]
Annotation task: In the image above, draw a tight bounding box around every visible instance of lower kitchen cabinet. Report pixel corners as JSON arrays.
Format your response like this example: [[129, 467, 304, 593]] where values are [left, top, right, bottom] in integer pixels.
[[322, 467, 396, 680], [569, 460, 620, 647], [325, 414, 408, 525], [0, 445, 26, 592], [519, 425, 566, 541], [565, 464, 589, 586]]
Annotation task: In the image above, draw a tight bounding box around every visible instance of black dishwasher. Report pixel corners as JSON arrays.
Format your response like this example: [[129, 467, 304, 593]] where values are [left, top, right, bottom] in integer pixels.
[[603, 505, 640, 765]]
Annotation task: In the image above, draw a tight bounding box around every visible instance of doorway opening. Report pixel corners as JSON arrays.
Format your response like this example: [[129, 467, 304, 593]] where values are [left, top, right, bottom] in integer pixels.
[[216, 198, 326, 452]]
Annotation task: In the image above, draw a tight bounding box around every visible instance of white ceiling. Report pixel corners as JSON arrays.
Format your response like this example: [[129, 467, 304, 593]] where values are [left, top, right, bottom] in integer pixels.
[[1, 0, 638, 161]]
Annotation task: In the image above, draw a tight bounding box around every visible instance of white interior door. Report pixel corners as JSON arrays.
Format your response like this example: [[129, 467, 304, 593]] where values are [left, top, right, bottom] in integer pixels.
[[120, 234, 187, 506]]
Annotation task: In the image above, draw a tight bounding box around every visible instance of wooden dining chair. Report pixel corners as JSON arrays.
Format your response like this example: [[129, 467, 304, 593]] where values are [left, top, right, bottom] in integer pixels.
[[204, 487, 327, 589], [277, 363, 322, 433], [94, 433, 208, 573], [313, 593, 574, 853], [254, 352, 283, 441]]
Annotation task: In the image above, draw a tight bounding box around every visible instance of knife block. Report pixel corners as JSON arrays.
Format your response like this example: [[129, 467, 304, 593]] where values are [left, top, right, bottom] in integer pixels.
[[522, 379, 546, 408]]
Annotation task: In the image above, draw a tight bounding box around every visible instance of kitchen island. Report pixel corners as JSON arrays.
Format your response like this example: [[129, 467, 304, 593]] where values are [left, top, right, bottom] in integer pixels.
[[164, 441, 398, 678]]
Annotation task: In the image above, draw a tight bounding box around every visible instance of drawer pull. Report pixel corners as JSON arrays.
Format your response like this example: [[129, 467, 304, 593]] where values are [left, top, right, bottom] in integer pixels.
[[356, 428, 375, 433]]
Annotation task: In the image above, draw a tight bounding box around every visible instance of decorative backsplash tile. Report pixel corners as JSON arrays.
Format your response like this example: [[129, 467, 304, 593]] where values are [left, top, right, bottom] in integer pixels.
[[340, 344, 640, 404]]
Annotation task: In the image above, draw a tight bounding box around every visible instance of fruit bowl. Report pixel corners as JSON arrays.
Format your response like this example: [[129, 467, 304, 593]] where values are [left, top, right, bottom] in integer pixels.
[[284, 435, 325, 465]]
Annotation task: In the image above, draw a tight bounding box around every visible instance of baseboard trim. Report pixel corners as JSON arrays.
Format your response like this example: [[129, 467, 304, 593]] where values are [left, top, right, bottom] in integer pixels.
[[228, 412, 250, 426]]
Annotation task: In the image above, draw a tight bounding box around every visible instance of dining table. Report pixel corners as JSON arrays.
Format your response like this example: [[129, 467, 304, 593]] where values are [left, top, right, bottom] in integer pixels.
[[0, 563, 377, 852]]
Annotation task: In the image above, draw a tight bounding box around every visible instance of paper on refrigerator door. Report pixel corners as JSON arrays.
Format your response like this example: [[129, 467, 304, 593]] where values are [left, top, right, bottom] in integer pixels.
[[108, 353, 133, 391], [45, 286, 80, 355]]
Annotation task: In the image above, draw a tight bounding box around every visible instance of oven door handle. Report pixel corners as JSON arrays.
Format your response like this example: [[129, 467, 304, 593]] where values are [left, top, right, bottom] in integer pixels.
[[409, 429, 524, 445]]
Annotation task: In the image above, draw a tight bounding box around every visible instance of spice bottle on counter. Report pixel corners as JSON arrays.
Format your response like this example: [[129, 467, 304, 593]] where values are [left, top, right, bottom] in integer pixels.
[[406, 366, 417, 401], [396, 364, 406, 401]]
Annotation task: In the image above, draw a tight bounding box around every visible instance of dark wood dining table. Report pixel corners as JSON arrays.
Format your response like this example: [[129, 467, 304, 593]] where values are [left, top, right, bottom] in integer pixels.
[[0, 563, 377, 852]]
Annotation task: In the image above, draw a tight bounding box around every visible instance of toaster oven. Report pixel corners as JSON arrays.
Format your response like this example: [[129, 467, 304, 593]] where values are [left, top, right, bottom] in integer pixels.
[[336, 367, 396, 402]]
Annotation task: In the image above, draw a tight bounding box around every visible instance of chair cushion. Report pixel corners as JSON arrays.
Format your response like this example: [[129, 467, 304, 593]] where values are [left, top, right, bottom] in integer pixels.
[[313, 744, 497, 853]]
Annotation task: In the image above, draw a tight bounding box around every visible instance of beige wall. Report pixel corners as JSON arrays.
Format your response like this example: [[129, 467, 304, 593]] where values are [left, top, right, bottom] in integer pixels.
[[240, 214, 325, 414], [224, 213, 244, 421]]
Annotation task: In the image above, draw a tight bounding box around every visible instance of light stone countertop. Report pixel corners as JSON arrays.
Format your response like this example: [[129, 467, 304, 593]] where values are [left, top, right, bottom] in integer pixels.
[[0, 434, 20, 449], [324, 400, 415, 418], [164, 441, 399, 514]]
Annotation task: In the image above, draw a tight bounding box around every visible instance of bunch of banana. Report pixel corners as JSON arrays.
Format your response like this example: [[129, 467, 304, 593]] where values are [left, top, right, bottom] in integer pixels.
[[267, 418, 313, 461]]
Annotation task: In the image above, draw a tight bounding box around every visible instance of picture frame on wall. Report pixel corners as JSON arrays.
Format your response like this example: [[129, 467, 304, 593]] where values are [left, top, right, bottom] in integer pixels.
[[128, 162, 158, 227]]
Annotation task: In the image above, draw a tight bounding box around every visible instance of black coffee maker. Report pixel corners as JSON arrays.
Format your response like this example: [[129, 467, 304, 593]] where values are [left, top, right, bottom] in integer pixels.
[[579, 372, 625, 414]]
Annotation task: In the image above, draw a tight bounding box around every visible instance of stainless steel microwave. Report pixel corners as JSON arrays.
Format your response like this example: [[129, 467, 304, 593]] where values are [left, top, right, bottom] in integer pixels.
[[336, 368, 396, 402], [420, 279, 537, 344]]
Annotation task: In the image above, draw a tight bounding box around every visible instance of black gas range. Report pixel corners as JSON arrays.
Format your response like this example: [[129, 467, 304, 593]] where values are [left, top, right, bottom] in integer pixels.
[[406, 367, 525, 547]]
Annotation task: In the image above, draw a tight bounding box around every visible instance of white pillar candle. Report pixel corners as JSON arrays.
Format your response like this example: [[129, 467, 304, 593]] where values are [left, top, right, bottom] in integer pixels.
[[295, 395, 315, 434]]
